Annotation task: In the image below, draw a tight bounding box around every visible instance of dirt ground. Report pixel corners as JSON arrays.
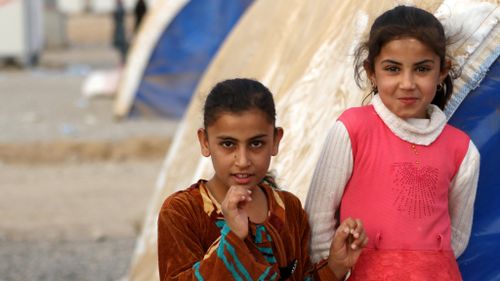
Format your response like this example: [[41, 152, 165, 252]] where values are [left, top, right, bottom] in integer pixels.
[[0, 13, 178, 281], [0, 160, 162, 281]]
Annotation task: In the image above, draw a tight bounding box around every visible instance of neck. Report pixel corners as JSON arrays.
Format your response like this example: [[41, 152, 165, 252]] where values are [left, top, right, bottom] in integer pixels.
[[205, 179, 227, 205]]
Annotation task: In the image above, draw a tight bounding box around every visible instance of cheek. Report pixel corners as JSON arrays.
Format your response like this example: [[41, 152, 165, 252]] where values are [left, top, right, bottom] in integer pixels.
[[375, 76, 395, 90], [210, 149, 232, 165], [372, 79, 392, 97], [422, 80, 440, 98], [252, 150, 272, 165]]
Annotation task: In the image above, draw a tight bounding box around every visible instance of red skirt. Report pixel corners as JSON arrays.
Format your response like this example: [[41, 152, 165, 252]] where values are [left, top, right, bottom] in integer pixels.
[[348, 249, 462, 281]]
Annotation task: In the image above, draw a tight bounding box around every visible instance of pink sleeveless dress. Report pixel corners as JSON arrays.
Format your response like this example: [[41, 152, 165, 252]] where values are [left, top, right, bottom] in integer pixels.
[[338, 105, 470, 281]]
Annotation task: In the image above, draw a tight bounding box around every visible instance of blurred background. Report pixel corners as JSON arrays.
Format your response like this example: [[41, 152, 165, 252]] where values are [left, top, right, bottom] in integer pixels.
[[0, 0, 178, 280], [1, 1, 498, 281]]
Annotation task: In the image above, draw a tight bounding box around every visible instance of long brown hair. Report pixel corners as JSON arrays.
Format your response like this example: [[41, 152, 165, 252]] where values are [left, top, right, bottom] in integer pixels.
[[353, 5, 459, 109]]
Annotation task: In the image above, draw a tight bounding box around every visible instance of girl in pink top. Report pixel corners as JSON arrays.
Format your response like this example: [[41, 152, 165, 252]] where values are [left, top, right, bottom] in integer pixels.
[[305, 6, 480, 281]]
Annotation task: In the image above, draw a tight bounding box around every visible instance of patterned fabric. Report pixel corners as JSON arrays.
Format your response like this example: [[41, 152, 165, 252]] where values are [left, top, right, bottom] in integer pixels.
[[349, 249, 461, 281], [157, 177, 338, 281]]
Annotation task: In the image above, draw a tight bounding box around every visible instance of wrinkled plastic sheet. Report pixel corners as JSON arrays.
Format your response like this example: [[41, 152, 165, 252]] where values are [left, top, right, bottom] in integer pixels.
[[450, 57, 500, 281], [130, 0, 253, 118]]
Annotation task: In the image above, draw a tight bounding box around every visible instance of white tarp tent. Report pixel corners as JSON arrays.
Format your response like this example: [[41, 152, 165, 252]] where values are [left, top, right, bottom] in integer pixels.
[[125, 0, 499, 280]]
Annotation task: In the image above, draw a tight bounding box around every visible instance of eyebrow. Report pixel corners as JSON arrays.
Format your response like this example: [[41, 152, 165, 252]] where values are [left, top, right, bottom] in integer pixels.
[[249, 134, 268, 140], [216, 134, 268, 141], [216, 136, 236, 141], [381, 59, 436, 65]]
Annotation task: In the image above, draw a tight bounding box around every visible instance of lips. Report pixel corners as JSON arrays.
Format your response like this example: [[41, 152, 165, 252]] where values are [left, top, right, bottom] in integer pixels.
[[232, 173, 253, 185], [398, 97, 419, 105]]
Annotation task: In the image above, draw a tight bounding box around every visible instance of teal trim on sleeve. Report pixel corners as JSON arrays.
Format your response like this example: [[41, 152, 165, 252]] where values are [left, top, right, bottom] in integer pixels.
[[256, 246, 274, 254], [264, 256, 277, 264], [255, 224, 266, 243], [258, 265, 278, 281], [192, 261, 204, 281], [215, 220, 225, 229], [218, 224, 252, 281]]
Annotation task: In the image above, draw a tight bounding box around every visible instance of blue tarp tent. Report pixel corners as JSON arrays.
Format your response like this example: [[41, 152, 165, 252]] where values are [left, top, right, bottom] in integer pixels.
[[452, 57, 500, 281], [127, 0, 253, 118]]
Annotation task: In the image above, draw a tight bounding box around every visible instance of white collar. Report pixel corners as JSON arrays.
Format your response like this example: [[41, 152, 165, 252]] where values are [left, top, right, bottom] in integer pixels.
[[371, 95, 447, 146]]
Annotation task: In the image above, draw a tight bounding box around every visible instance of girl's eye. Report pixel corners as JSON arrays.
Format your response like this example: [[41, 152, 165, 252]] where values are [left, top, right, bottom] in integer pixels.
[[220, 141, 234, 148], [384, 66, 400, 72], [250, 141, 264, 148], [415, 66, 431, 72]]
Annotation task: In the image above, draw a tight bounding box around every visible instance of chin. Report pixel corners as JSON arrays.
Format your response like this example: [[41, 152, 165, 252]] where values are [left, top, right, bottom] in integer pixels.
[[394, 109, 419, 119]]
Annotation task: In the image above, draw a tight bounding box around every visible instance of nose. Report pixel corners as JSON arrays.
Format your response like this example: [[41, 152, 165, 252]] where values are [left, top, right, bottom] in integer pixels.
[[234, 147, 251, 167], [400, 71, 416, 90]]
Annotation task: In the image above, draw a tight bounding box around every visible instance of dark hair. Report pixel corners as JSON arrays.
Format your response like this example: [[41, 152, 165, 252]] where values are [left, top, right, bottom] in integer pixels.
[[203, 78, 276, 128], [354, 5, 458, 109]]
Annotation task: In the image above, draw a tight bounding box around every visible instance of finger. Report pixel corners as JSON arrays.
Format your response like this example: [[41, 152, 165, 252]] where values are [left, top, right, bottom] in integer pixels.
[[230, 185, 253, 195], [351, 218, 364, 238], [232, 185, 252, 203], [349, 219, 368, 249], [351, 230, 367, 250], [338, 217, 357, 236], [223, 187, 250, 211], [347, 219, 363, 246], [337, 218, 363, 250], [342, 217, 358, 228], [230, 185, 253, 197], [332, 220, 353, 250]]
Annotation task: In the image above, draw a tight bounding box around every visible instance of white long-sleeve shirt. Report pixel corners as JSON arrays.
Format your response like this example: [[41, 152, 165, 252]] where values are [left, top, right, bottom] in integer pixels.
[[305, 95, 480, 263]]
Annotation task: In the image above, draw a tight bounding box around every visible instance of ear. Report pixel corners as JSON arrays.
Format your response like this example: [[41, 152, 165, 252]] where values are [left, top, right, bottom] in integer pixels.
[[271, 127, 284, 156], [197, 128, 211, 157], [439, 59, 452, 83], [363, 60, 376, 86]]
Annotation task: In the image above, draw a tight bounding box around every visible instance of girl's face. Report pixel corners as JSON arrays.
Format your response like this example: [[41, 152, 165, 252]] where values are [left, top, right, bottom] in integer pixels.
[[368, 37, 449, 118], [197, 109, 283, 192]]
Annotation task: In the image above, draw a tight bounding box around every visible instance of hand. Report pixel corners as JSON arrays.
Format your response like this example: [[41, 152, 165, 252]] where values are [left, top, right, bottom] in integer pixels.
[[327, 217, 368, 280], [220, 185, 253, 240]]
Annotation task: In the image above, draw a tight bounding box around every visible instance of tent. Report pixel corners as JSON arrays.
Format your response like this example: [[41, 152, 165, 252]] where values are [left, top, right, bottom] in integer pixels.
[[125, 0, 499, 280], [452, 58, 499, 281], [113, 0, 253, 119]]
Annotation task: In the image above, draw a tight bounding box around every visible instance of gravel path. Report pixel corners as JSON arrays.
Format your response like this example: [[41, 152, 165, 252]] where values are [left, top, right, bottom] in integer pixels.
[[0, 160, 163, 281], [0, 41, 175, 280], [0, 239, 135, 281]]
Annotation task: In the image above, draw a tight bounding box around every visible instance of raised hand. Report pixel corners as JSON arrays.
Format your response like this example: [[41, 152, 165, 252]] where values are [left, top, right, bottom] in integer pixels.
[[220, 185, 253, 240], [327, 217, 368, 279]]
